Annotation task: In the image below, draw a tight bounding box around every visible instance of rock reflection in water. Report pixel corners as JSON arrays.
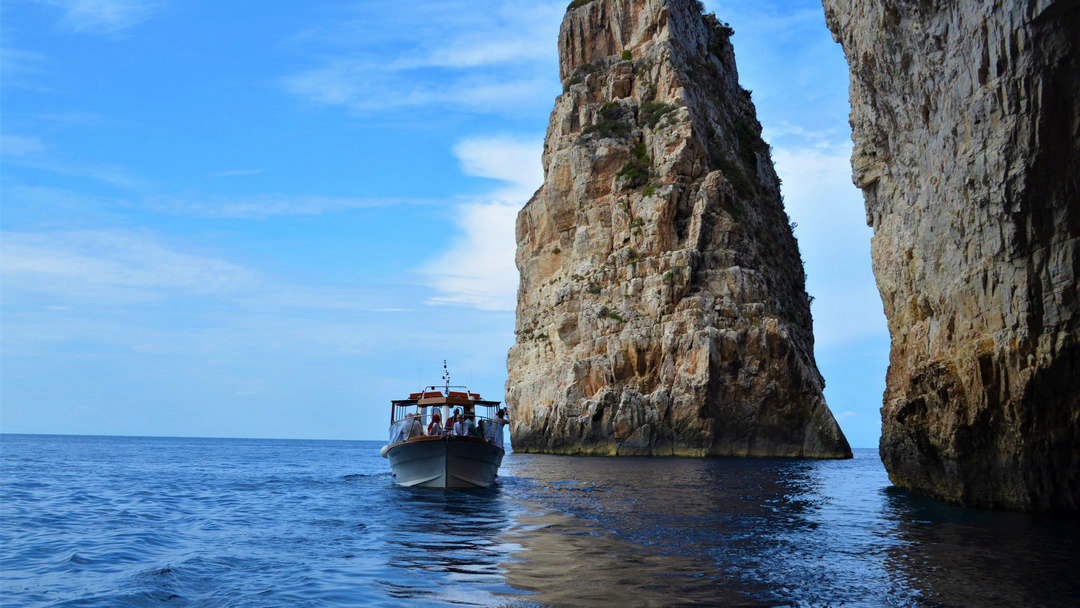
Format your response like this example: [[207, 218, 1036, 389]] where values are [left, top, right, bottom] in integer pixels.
[[369, 451, 1079, 607], [495, 451, 1080, 607], [498, 509, 771, 607], [495, 455, 807, 607]]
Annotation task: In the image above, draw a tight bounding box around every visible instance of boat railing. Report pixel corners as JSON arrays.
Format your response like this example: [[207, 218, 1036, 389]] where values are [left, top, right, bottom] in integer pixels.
[[386, 390, 505, 449]]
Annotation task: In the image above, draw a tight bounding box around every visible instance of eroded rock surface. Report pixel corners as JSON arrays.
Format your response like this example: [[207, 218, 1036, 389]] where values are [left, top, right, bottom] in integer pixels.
[[825, 0, 1080, 510], [505, 0, 851, 458]]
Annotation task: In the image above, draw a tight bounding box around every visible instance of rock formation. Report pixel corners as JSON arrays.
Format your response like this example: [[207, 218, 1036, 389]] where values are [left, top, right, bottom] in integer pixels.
[[824, 0, 1080, 510], [505, 0, 851, 458]]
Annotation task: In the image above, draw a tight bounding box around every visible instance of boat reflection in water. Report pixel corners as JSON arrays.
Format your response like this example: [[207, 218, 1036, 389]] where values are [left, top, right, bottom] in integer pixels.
[[380, 369, 506, 488]]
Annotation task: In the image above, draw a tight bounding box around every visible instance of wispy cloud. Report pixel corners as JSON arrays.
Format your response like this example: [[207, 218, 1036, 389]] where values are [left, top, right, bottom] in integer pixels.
[[209, 168, 265, 178], [4, 163, 425, 221], [453, 135, 544, 186], [422, 135, 542, 311], [147, 193, 422, 219], [283, 61, 555, 117], [771, 144, 886, 347], [2, 134, 147, 189], [1, 227, 413, 318], [422, 200, 522, 311], [1, 229, 256, 304], [0, 47, 50, 89], [0, 226, 482, 368], [282, 1, 563, 116], [13, 156, 146, 190], [43, 0, 164, 35], [1, 134, 49, 157]]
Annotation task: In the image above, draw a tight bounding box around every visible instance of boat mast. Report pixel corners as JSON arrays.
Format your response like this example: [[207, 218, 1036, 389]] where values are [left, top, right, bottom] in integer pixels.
[[441, 360, 451, 426]]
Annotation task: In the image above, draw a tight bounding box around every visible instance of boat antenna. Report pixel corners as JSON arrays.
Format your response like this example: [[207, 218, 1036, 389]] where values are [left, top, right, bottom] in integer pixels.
[[442, 360, 450, 394]]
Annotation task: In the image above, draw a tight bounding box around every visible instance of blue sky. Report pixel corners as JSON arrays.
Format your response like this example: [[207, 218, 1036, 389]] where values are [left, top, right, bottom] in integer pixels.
[[1, 0, 889, 447]]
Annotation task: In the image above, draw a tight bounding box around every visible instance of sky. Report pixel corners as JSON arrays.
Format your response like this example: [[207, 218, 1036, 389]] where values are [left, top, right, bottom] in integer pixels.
[[1, 0, 890, 447]]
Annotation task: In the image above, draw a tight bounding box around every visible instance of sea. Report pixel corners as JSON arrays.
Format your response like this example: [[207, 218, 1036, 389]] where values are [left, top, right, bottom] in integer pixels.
[[2, 435, 1078, 608]]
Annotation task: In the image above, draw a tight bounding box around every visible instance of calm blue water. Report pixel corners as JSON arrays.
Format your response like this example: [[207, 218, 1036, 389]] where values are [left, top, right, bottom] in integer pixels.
[[2, 435, 1078, 607]]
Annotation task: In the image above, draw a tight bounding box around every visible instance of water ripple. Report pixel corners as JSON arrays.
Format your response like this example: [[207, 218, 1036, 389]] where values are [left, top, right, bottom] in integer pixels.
[[3, 436, 1079, 607]]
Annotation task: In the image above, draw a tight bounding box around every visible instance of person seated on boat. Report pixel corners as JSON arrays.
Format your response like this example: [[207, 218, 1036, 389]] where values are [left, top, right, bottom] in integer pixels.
[[465, 415, 479, 437], [427, 412, 443, 436], [451, 412, 466, 436]]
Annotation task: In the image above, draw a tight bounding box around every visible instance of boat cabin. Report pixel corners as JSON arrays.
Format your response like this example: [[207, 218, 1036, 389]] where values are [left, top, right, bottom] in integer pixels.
[[387, 385, 505, 449]]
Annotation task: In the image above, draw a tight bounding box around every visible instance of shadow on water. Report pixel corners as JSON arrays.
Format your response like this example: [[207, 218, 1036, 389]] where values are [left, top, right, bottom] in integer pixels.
[[878, 486, 1080, 607]]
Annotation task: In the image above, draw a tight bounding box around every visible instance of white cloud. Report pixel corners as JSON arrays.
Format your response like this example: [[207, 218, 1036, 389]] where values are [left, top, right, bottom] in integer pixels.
[[0, 229, 256, 303], [45, 0, 163, 35], [453, 135, 544, 186], [1, 134, 48, 157], [282, 1, 563, 116], [0, 223, 422, 316], [410, 2, 564, 68], [209, 168, 264, 178], [283, 62, 555, 116], [0, 46, 49, 89], [2, 147, 146, 189], [773, 144, 867, 272], [147, 193, 421, 219], [422, 135, 543, 311], [772, 144, 887, 347], [422, 200, 521, 311], [428, 37, 551, 69]]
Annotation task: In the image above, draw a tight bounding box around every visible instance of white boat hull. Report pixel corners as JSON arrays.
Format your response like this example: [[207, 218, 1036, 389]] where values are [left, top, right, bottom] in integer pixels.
[[386, 436, 504, 488]]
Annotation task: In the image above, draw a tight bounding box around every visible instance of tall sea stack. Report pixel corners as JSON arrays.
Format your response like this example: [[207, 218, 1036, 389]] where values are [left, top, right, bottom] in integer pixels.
[[505, 0, 851, 458], [824, 0, 1080, 510]]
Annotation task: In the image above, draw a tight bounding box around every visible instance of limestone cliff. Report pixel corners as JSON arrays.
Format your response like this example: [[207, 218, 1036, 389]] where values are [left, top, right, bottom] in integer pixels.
[[505, 0, 851, 458], [824, 0, 1080, 510]]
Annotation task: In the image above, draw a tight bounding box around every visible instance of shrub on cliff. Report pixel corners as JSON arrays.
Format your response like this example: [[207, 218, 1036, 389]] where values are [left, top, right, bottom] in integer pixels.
[[640, 100, 677, 129], [617, 142, 651, 187], [567, 0, 596, 11]]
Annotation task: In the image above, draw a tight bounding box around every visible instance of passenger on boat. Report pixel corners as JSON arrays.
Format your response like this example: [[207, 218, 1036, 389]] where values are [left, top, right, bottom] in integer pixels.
[[451, 412, 466, 436], [465, 415, 478, 437], [485, 409, 508, 448], [427, 413, 443, 436]]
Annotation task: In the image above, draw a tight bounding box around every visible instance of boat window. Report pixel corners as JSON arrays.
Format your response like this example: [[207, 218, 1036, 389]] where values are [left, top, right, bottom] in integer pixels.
[[389, 418, 424, 443]]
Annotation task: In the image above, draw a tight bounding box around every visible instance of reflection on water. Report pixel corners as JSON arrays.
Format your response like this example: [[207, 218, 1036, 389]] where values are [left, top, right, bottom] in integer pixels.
[[499, 509, 772, 607], [375, 487, 521, 605], [881, 488, 1080, 607], [487, 450, 1080, 608]]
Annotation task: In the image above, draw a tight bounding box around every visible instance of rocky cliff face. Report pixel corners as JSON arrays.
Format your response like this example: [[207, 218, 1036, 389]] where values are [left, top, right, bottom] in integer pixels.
[[824, 0, 1080, 510], [505, 0, 851, 458]]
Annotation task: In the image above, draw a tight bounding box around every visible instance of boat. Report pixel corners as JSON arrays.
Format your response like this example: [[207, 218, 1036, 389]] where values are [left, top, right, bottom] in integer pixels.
[[380, 364, 506, 488]]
